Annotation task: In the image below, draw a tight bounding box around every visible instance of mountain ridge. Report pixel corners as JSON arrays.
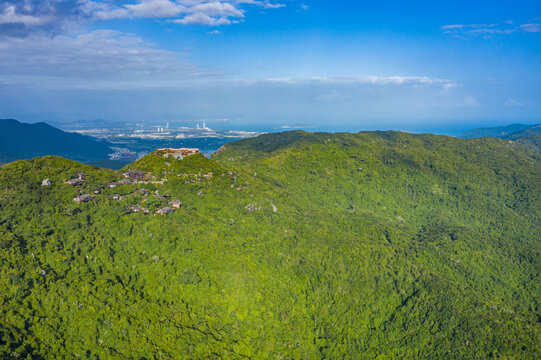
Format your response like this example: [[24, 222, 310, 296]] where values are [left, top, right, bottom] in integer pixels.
[[0, 118, 113, 165], [458, 123, 540, 139], [458, 123, 541, 153], [0, 130, 539, 359]]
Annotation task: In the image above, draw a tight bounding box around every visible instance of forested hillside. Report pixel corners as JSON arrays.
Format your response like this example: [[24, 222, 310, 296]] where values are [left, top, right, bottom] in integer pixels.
[[459, 123, 540, 139], [0, 131, 539, 359], [459, 123, 541, 153]]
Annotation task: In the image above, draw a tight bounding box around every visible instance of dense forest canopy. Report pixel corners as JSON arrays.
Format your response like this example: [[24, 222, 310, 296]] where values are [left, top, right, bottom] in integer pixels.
[[0, 131, 539, 359], [459, 123, 541, 153]]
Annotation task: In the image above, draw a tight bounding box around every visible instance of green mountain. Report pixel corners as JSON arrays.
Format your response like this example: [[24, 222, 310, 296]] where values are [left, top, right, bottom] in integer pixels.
[[510, 134, 541, 153], [458, 123, 540, 139], [0, 119, 113, 165], [0, 131, 539, 359], [459, 123, 541, 153]]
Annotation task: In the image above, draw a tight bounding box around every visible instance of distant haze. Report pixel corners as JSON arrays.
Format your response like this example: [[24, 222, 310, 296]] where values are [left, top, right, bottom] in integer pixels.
[[0, 1, 540, 133]]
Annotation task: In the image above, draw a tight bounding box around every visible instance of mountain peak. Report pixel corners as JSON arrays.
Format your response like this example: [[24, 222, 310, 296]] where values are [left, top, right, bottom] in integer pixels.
[[0, 118, 112, 165]]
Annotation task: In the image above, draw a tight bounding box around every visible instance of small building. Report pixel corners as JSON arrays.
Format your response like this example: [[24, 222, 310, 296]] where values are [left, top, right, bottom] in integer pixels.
[[169, 200, 182, 208], [93, 190, 101, 194], [137, 188, 149, 195], [65, 178, 83, 186], [123, 170, 146, 181], [109, 194, 121, 200], [77, 172, 87, 180], [156, 206, 175, 215], [118, 179, 131, 185], [41, 178, 51, 186], [106, 182, 117, 188], [128, 205, 149, 214], [73, 194, 94, 203]]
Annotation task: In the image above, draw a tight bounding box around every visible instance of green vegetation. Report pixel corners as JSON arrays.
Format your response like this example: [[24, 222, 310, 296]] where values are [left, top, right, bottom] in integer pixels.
[[459, 123, 540, 139], [459, 123, 541, 153], [1, 131, 540, 359], [513, 134, 541, 154]]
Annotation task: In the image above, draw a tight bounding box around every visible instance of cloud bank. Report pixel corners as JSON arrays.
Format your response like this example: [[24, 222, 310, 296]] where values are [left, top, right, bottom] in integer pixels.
[[0, 0, 286, 37], [0, 29, 210, 88]]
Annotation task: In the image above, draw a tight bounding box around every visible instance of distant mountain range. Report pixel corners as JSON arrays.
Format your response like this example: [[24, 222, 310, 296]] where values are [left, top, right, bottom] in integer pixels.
[[0, 119, 113, 165], [2, 119, 540, 168], [459, 123, 541, 153]]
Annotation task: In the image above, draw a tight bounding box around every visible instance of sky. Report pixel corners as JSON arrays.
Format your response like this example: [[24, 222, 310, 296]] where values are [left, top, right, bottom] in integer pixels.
[[0, 0, 540, 133]]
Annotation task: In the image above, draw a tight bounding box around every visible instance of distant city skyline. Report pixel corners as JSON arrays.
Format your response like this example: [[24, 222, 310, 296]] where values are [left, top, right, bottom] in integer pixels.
[[0, 0, 540, 133]]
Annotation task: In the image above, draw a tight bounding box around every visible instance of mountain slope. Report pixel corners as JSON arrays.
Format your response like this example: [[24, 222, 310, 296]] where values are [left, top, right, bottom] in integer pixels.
[[459, 123, 541, 153], [511, 134, 541, 153], [458, 123, 540, 139], [214, 130, 539, 238], [0, 131, 539, 359], [0, 119, 112, 165]]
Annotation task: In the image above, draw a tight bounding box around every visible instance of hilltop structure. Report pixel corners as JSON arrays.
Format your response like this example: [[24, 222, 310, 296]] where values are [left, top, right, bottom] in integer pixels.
[[156, 148, 200, 159]]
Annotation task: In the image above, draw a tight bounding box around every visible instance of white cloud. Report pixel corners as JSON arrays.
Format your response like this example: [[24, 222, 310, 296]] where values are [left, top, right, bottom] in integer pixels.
[[0, 1, 90, 36], [264, 76, 458, 90], [0, 35, 461, 96], [441, 21, 541, 36], [174, 12, 232, 25], [441, 24, 467, 30], [504, 98, 523, 106], [0, 0, 286, 36], [189, 2, 244, 17], [441, 23, 515, 35], [0, 0, 287, 90], [0, 5, 54, 26], [0, 30, 206, 88], [520, 23, 541, 33], [125, 0, 185, 18], [261, 3, 285, 9], [300, 3, 309, 11], [463, 96, 479, 107], [234, 0, 285, 9], [81, 1, 129, 21]]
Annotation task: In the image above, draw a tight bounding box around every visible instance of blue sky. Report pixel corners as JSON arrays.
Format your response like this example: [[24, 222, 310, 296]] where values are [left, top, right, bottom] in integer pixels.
[[0, 0, 540, 133]]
